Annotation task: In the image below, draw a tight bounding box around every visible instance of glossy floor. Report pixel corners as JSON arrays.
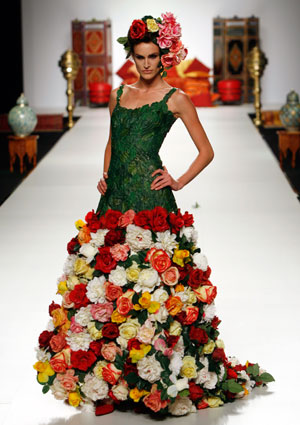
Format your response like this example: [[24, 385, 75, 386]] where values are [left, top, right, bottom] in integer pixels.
[[1, 103, 299, 425]]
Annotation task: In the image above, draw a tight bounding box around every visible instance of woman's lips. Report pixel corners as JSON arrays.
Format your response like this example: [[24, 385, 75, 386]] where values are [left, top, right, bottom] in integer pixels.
[[143, 70, 152, 73]]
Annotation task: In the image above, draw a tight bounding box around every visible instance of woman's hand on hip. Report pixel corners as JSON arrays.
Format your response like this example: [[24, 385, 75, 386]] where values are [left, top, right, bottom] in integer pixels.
[[97, 172, 108, 195], [151, 166, 184, 191]]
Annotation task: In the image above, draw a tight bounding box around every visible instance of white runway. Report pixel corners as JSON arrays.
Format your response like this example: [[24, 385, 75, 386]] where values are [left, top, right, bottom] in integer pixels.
[[1, 102, 299, 425]]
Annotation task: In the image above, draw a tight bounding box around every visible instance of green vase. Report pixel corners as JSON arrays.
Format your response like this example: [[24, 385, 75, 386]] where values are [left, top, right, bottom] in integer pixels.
[[279, 90, 300, 132], [8, 93, 37, 137]]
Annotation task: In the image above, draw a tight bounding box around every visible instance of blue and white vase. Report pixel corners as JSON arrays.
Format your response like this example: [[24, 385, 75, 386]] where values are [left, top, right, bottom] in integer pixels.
[[279, 90, 300, 132], [8, 93, 37, 137]]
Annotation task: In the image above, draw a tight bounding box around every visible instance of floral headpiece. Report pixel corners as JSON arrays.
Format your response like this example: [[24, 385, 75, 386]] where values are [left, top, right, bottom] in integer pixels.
[[117, 12, 188, 77]]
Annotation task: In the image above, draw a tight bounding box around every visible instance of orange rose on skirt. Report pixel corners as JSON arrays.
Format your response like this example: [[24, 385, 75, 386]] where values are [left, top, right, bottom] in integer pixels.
[[145, 248, 171, 273], [193, 285, 217, 304], [165, 296, 183, 316]]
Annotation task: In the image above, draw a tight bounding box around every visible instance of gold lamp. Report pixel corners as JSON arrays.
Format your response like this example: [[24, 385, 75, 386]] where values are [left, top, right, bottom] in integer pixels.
[[58, 50, 81, 128], [246, 46, 268, 126]]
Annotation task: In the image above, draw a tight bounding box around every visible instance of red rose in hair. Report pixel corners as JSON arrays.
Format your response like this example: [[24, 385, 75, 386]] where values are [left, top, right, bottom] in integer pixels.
[[95, 246, 117, 273], [67, 237, 78, 254], [169, 209, 185, 233], [69, 283, 89, 308], [233, 364, 247, 372], [149, 206, 170, 232], [134, 210, 151, 229], [212, 347, 227, 362], [104, 229, 125, 246], [130, 19, 147, 40], [211, 316, 221, 329], [188, 268, 206, 289], [102, 323, 119, 339], [85, 209, 101, 232], [71, 349, 97, 371], [38, 330, 54, 348], [182, 211, 194, 226], [105, 210, 122, 230], [189, 382, 204, 401], [189, 326, 208, 344], [90, 340, 105, 357], [49, 301, 60, 316]]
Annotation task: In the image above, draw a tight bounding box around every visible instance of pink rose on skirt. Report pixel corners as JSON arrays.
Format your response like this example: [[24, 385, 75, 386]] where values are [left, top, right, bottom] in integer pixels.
[[101, 341, 122, 362], [50, 333, 66, 353], [57, 369, 78, 391], [91, 302, 114, 322], [70, 316, 84, 333], [118, 210, 135, 227], [110, 243, 130, 261]]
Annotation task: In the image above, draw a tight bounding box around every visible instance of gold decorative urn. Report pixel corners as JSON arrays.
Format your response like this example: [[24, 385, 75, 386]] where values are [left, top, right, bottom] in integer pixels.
[[246, 46, 268, 126], [58, 50, 81, 128]]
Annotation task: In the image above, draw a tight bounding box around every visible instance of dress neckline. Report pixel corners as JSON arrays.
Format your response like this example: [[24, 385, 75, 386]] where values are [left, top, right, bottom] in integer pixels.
[[117, 84, 177, 113]]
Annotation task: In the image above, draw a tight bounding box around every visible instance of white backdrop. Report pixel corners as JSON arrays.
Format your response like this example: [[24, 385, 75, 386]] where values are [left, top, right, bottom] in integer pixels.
[[21, 0, 300, 110]]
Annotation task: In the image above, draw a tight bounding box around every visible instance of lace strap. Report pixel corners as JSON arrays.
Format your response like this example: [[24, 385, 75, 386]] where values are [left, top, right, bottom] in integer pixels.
[[163, 87, 177, 103], [116, 84, 124, 104]]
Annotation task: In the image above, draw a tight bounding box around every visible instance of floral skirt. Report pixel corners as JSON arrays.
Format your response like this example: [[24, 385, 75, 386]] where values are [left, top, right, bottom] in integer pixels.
[[33, 207, 274, 416]]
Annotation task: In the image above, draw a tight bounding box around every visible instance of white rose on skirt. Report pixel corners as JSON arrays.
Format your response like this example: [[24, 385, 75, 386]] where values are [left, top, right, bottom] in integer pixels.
[[192, 253, 208, 271]]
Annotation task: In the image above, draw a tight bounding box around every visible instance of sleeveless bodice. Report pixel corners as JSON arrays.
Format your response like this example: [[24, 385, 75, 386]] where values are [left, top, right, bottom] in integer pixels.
[[96, 84, 179, 214]]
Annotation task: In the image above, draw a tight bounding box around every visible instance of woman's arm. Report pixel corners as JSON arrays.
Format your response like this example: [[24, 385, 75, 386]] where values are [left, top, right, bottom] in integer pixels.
[[151, 90, 214, 191], [97, 89, 118, 195]]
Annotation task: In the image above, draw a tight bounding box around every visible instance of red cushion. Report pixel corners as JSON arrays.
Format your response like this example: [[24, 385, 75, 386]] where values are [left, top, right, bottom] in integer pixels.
[[184, 58, 210, 74], [116, 60, 136, 79]]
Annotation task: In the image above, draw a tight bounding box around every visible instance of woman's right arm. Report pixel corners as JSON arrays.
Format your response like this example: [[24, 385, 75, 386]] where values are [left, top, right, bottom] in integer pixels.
[[97, 88, 118, 195]]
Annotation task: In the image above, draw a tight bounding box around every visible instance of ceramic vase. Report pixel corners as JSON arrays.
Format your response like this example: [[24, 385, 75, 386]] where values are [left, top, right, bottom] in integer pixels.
[[279, 90, 300, 132], [8, 93, 37, 137]]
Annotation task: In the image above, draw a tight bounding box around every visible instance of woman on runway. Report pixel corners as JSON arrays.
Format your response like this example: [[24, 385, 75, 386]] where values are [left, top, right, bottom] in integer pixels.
[[34, 12, 273, 417]]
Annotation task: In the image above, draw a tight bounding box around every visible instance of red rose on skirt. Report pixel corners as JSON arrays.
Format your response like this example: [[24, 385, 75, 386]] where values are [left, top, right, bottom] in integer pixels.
[[165, 334, 180, 348], [134, 210, 151, 229], [105, 210, 123, 230], [71, 349, 97, 371], [189, 382, 204, 401], [67, 237, 78, 254], [39, 330, 54, 348], [102, 323, 119, 339], [169, 210, 185, 233], [130, 19, 147, 39], [182, 211, 194, 227], [212, 348, 227, 362], [188, 268, 206, 289], [227, 368, 238, 379], [124, 361, 137, 376], [189, 326, 208, 344], [49, 301, 60, 316], [149, 206, 170, 232], [104, 229, 125, 246], [211, 316, 221, 329], [90, 340, 105, 357], [69, 283, 89, 308], [117, 296, 133, 316], [85, 209, 101, 232], [127, 338, 141, 351], [95, 247, 117, 273]]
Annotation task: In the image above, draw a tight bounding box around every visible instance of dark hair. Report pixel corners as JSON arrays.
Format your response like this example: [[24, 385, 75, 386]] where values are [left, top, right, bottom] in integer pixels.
[[126, 31, 160, 59]]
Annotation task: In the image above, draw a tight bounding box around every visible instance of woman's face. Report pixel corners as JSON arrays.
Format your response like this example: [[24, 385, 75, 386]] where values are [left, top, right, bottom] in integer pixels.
[[132, 42, 161, 79]]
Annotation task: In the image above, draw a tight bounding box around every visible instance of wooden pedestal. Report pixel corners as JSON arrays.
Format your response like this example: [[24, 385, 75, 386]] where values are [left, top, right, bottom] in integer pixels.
[[8, 134, 39, 173], [277, 130, 300, 169]]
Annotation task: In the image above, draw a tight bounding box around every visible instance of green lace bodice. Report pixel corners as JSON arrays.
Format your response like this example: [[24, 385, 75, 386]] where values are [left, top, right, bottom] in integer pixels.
[[96, 84, 179, 214]]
